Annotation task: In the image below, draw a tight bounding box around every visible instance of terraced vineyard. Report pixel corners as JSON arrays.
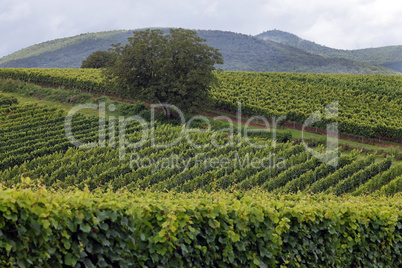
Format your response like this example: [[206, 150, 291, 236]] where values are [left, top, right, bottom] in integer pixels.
[[1, 95, 401, 196]]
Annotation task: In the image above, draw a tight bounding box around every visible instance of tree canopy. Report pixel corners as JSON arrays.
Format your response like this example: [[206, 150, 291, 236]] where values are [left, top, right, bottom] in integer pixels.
[[103, 28, 223, 116], [81, 51, 114, 69]]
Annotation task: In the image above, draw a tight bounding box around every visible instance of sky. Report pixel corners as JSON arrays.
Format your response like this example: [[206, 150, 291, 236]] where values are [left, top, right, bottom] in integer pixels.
[[1, 0, 402, 58]]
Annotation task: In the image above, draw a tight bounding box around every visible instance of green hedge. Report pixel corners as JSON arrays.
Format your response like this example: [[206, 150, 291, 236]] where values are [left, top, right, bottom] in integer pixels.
[[0, 183, 401, 267]]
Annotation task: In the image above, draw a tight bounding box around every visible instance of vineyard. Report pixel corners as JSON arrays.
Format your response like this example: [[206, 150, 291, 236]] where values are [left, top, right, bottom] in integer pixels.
[[214, 72, 402, 141], [1, 68, 402, 266], [1, 96, 401, 195], [1, 188, 401, 267], [0, 68, 401, 141]]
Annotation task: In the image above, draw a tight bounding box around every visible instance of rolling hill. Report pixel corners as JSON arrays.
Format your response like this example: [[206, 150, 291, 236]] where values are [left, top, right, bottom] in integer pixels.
[[256, 29, 402, 73], [0, 29, 399, 75]]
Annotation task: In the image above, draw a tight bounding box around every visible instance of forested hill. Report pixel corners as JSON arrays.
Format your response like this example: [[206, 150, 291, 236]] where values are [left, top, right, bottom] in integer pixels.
[[256, 30, 402, 73], [0, 30, 133, 69], [0, 29, 399, 75]]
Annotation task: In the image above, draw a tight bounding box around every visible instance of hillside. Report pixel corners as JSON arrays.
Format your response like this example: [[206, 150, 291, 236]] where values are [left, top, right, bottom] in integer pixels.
[[0, 29, 399, 75], [0, 30, 133, 68], [1, 68, 401, 142], [0, 89, 401, 194], [1, 69, 401, 267], [256, 30, 402, 73]]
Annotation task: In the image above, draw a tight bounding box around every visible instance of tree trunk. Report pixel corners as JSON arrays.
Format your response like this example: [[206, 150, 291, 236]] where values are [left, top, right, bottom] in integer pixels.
[[159, 101, 171, 120]]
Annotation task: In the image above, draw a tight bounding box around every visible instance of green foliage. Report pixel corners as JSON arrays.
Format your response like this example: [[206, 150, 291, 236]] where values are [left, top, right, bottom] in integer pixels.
[[0, 101, 100, 171], [257, 29, 402, 73], [2, 98, 399, 196], [104, 28, 223, 113], [1, 78, 402, 266], [330, 157, 393, 195], [0, 73, 401, 197], [0, 94, 18, 106], [0, 68, 109, 94], [0, 78, 94, 104], [0, 30, 132, 68], [377, 176, 402, 196], [81, 51, 115, 69], [1, 29, 399, 74], [1, 68, 401, 140], [117, 101, 148, 117], [278, 152, 358, 194], [308, 155, 376, 194], [0, 188, 401, 267], [213, 71, 402, 140], [352, 162, 402, 196], [0, 98, 398, 195]]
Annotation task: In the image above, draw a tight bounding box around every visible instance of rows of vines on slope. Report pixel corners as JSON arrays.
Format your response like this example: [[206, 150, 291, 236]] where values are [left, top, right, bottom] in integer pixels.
[[1, 68, 401, 141], [1, 84, 400, 195], [0, 101, 398, 197], [213, 72, 402, 140]]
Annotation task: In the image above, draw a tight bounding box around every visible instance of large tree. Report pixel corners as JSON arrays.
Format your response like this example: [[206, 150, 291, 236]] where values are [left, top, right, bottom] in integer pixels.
[[103, 28, 223, 117]]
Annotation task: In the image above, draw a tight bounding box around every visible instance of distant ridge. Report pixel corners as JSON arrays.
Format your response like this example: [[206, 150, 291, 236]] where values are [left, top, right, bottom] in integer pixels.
[[0, 28, 400, 75], [256, 29, 402, 73]]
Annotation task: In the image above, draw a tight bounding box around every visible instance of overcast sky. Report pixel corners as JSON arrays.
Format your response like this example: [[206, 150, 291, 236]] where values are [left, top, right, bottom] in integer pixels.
[[1, 0, 402, 58]]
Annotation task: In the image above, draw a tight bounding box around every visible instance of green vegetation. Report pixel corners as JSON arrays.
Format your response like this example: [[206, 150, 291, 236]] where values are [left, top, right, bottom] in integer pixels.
[[1, 66, 401, 266], [257, 29, 402, 73], [0, 78, 293, 142], [0, 68, 108, 93], [0, 94, 18, 106], [352, 162, 402, 195], [0, 30, 132, 68], [103, 28, 222, 114], [0, 97, 400, 194], [81, 51, 114, 69], [213, 72, 402, 141], [0, 78, 93, 104], [378, 175, 402, 195], [1, 68, 401, 140], [0, 186, 401, 267], [1, 29, 399, 74]]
